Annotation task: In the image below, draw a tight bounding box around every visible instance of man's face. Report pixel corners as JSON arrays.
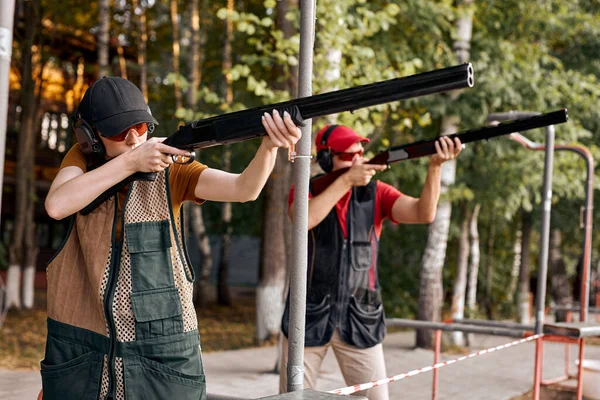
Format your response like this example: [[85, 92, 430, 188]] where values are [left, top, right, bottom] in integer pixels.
[[98, 122, 148, 158], [331, 141, 364, 171]]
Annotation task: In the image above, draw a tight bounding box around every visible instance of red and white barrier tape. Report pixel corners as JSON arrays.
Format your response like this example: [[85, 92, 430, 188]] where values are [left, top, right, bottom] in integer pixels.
[[328, 334, 543, 395]]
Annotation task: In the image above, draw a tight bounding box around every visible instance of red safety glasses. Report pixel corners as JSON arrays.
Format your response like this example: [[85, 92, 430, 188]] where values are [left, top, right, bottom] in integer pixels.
[[102, 122, 148, 142], [332, 149, 363, 161]]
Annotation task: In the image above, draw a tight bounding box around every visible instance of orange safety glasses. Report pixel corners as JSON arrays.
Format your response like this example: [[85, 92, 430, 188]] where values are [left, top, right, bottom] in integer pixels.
[[332, 149, 363, 161], [102, 122, 148, 142]]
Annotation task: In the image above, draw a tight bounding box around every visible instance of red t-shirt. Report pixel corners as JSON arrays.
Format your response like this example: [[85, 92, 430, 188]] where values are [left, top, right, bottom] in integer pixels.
[[288, 181, 403, 239]]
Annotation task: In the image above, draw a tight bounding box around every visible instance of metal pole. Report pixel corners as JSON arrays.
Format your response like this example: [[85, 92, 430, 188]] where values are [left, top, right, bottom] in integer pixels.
[[535, 124, 554, 333], [501, 131, 594, 324], [486, 111, 554, 334], [287, 0, 316, 393], [486, 112, 555, 400], [0, 0, 16, 218], [531, 125, 554, 400]]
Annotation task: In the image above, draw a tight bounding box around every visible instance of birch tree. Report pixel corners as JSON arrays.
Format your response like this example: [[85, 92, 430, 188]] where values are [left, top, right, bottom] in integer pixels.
[[417, 0, 474, 348]]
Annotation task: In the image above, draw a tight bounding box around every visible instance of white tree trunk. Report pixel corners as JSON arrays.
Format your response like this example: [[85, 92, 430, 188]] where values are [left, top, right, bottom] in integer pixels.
[[451, 203, 470, 346], [417, 201, 452, 348], [416, 0, 473, 348], [256, 284, 284, 341], [465, 203, 481, 345], [98, 0, 110, 77], [466, 203, 481, 312], [21, 265, 35, 308], [324, 48, 341, 125], [517, 212, 533, 324], [5, 264, 21, 310], [508, 229, 522, 299]]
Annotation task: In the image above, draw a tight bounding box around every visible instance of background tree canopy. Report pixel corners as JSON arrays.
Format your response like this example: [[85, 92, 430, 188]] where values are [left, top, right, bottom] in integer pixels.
[[5, 0, 600, 321]]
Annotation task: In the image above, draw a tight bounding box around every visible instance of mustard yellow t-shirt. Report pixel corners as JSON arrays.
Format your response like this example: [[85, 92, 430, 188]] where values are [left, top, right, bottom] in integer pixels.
[[59, 144, 208, 240]]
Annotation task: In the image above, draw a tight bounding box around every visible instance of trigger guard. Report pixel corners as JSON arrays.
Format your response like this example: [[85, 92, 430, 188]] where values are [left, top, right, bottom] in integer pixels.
[[171, 151, 195, 165]]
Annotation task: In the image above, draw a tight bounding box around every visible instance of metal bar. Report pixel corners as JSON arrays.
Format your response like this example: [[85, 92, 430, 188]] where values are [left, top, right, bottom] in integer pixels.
[[487, 112, 559, 400], [533, 337, 544, 400], [550, 306, 600, 313], [540, 375, 569, 386], [287, 0, 316, 393], [386, 319, 528, 337], [541, 335, 579, 345], [535, 125, 555, 334], [566, 312, 572, 379], [452, 318, 534, 330], [432, 330, 441, 400], [576, 339, 585, 400]]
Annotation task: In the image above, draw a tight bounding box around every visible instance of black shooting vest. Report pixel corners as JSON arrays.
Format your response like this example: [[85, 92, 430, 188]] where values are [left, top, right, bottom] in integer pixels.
[[282, 180, 386, 348]]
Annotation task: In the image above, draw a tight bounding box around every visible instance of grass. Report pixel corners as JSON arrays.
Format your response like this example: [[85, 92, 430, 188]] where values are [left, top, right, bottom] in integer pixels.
[[0, 289, 277, 371]]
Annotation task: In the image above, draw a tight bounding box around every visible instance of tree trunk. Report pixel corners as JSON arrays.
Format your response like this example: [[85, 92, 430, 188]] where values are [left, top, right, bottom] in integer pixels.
[[170, 0, 182, 110], [483, 210, 496, 319], [217, 0, 234, 307], [549, 229, 573, 322], [465, 203, 481, 344], [217, 149, 232, 307], [187, 203, 213, 307], [466, 203, 481, 314], [416, 0, 473, 348], [132, 0, 148, 99], [6, 0, 40, 310], [517, 210, 533, 324], [98, 0, 110, 77], [450, 202, 470, 346], [417, 202, 451, 348], [186, 0, 200, 107], [256, 0, 298, 348], [22, 194, 38, 309], [116, 43, 127, 79], [508, 228, 522, 300], [185, 0, 213, 308]]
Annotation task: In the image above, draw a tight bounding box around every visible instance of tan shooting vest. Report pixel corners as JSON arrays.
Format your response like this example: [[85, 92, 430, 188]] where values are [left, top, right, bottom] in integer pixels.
[[43, 169, 205, 400]]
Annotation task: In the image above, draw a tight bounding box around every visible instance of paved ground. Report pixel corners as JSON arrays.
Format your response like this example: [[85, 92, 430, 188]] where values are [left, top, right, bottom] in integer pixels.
[[2, 330, 598, 400]]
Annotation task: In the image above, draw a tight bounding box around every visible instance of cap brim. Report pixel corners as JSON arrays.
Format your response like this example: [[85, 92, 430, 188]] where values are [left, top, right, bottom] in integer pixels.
[[95, 109, 159, 137], [329, 136, 370, 152]]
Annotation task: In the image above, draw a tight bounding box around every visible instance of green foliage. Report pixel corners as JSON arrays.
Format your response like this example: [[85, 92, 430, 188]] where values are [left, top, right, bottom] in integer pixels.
[[15, 0, 600, 319]]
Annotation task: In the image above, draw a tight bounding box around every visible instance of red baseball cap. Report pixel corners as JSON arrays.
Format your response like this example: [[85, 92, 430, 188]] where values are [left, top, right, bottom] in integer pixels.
[[315, 125, 369, 152]]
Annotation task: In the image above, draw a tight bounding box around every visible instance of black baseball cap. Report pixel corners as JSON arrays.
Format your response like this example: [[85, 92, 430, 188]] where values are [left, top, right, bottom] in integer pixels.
[[77, 76, 158, 137]]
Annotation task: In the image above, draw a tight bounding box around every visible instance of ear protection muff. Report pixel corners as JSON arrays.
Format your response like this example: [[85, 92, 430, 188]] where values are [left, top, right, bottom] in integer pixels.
[[72, 108, 105, 158], [316, 124, 338, 173]]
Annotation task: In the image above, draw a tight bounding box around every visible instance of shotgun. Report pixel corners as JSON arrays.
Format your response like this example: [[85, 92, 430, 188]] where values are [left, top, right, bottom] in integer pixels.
[[80, 63, 474, 215], [310, 109, 569, 196]]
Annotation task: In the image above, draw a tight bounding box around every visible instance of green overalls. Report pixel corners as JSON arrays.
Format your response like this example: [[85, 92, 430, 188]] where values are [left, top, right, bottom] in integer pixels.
[[42, 169, 206, 400]]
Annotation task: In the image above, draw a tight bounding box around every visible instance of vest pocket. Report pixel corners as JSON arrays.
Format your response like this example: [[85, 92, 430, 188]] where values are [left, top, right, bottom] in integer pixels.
[[131, 287, 184, 339], [41, 350, 103, 400], [346, 295, 386, 348], [126, 220, 174, 291], [350, 241, 373, 272], [123, 355, 206, 400], [304, 294, 332, 345]]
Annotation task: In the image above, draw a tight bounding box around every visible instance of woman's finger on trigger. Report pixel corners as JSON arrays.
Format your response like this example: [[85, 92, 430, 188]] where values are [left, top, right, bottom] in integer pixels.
[[162, 154, 174, 164]]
